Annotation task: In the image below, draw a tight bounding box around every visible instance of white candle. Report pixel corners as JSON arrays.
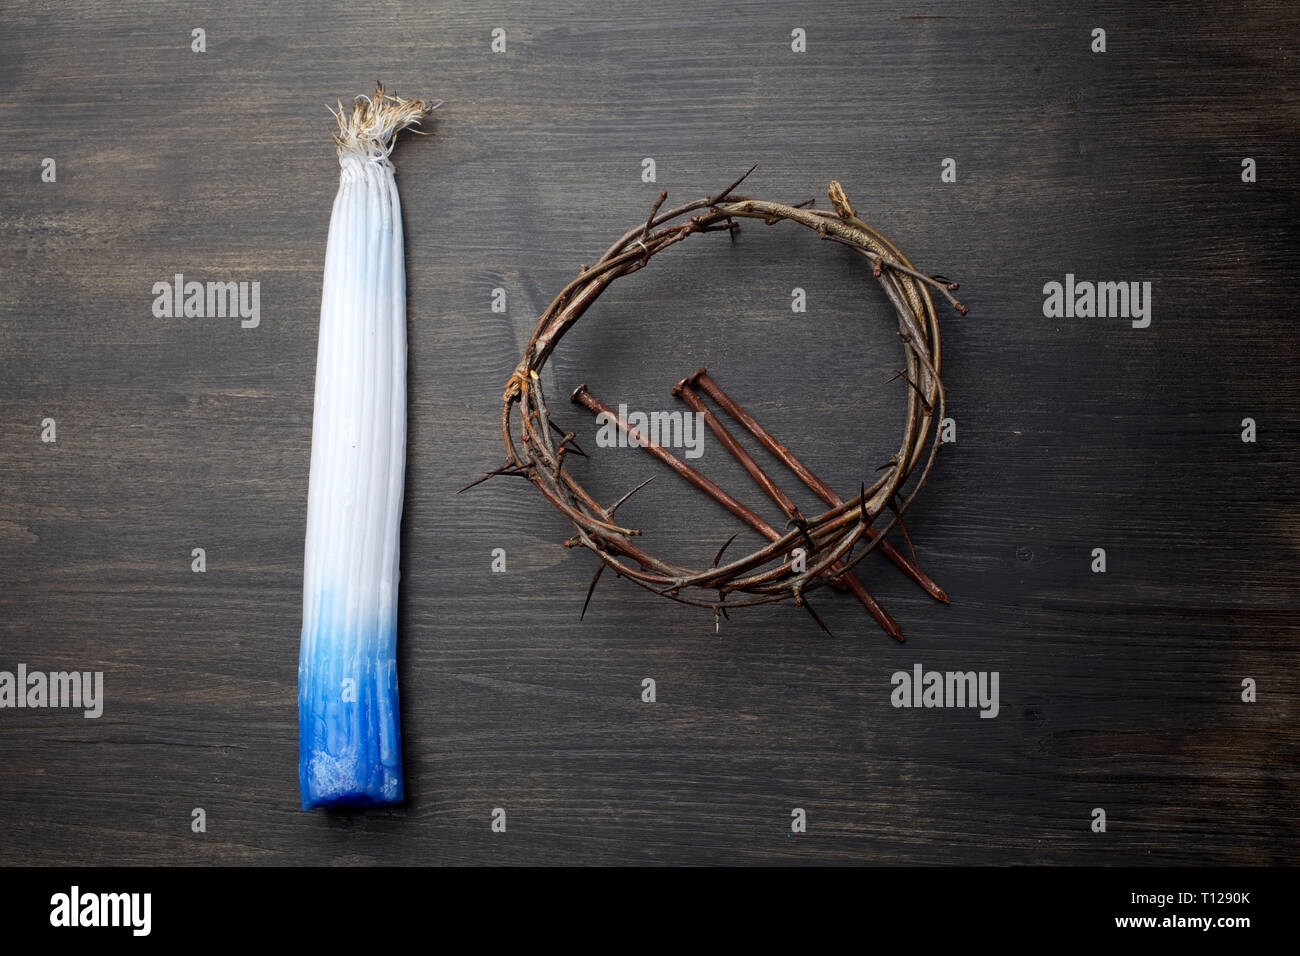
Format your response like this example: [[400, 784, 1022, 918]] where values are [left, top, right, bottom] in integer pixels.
[[298, 86, 436, 810]]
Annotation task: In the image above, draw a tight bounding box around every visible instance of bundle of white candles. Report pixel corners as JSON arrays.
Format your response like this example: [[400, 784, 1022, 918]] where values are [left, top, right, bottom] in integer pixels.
[[298, 85, 437, 810]]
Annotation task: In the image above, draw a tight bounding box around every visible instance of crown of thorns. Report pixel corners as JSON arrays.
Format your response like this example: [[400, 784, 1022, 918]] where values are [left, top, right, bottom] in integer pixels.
[[471, 168, 966, 640]]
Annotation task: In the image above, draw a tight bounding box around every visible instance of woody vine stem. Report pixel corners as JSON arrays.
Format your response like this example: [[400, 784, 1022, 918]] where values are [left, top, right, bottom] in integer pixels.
[[474, 167, 966, 637]]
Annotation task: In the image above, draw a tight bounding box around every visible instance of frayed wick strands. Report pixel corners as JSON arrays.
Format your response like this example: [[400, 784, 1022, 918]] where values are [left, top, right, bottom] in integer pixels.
[[329, 82, 443, 160]]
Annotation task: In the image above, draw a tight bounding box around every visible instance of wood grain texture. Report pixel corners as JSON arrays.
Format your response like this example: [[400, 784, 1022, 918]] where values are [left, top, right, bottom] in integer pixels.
[[0, 0, 1296, 865]]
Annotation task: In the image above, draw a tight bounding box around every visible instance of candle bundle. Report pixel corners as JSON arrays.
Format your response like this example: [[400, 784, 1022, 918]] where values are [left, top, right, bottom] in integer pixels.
[[298, 85, 436, 810]]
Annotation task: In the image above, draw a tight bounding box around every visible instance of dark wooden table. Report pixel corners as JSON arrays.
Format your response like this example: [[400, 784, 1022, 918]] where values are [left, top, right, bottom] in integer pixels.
[[1, 1, 1296, 865]]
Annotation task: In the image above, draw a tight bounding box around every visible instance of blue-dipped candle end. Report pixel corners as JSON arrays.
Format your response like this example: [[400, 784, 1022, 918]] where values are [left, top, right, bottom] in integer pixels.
[[298, 616, 404, 811]]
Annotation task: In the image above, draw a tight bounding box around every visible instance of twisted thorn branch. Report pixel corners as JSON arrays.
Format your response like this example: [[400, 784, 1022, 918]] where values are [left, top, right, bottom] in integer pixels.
[[485, 171, 954, 636]]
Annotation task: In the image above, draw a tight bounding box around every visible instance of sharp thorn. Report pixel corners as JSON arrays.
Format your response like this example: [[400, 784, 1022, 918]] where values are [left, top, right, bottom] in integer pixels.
[[886, 495, 920, 569], [549, 420, 588, 457], [711, 532, 740, 569], [607, 475, 656, 517], [802, 597, 834, 638], [710, 162, 758, 206], [457, 463, 525, 494], [580, 562, 606, 621]]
